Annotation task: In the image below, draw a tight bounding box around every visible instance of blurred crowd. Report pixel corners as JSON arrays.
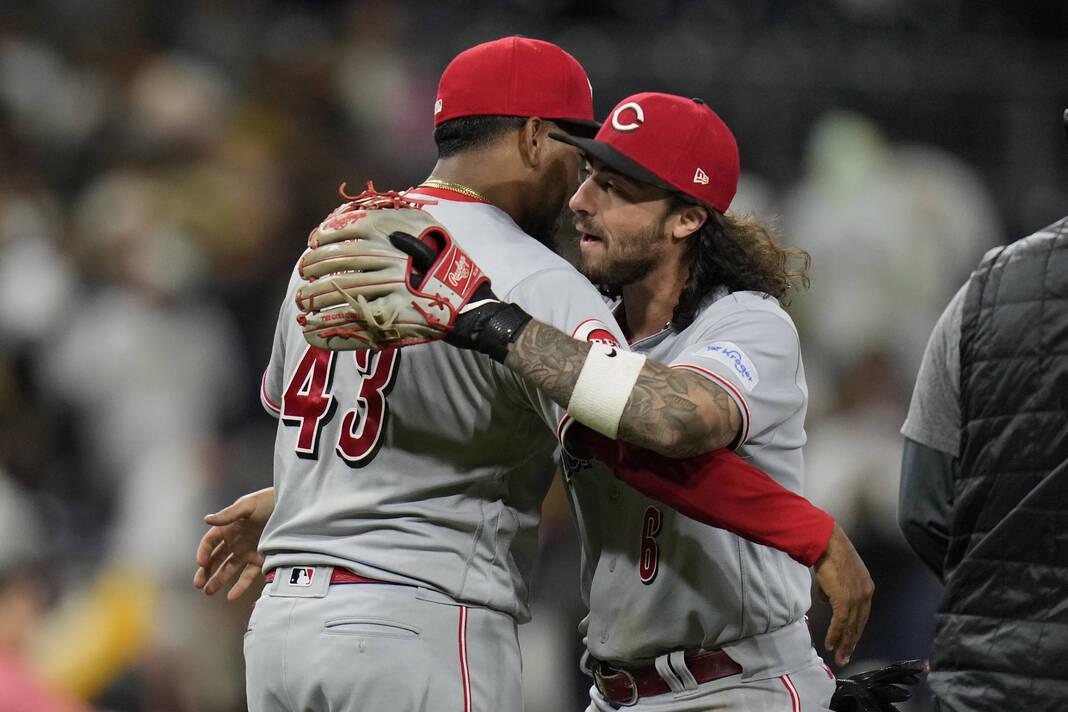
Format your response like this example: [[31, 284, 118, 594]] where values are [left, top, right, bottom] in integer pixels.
[[1, 1, 1065, 711]]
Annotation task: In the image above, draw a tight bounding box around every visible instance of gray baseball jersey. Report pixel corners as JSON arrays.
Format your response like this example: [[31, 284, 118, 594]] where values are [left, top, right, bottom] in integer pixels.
[[563, 289, 832, 707], [257, 190, 624, 623]]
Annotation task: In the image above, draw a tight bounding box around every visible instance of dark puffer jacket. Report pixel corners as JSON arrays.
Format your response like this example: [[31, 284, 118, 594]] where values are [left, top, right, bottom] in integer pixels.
[[931, 217, 1068, 711]]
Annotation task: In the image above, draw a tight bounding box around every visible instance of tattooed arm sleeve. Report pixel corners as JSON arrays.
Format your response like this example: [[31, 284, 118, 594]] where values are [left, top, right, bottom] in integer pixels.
[[504, 320, 740, 458]]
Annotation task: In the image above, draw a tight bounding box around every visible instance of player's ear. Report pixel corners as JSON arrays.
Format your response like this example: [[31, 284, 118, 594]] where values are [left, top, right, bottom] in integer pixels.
[[517, 117, 546, 168], [669, 202, 708, 241]]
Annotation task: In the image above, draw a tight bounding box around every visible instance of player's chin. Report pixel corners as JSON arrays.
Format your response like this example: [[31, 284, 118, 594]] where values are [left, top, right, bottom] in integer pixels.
[[577, 250, 611, 284]]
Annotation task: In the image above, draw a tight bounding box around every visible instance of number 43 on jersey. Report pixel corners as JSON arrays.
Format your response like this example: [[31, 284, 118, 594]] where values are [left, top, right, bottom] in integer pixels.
[[279, 346, 400, 466]]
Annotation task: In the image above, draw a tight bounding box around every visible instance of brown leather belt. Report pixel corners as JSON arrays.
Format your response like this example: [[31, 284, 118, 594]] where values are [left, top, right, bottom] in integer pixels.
[[264, 568, 382, 585], [591, 650, 743, 706]]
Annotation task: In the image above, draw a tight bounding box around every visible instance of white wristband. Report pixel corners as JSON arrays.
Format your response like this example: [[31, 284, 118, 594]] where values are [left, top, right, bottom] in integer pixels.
[[566, 344, 646, 439]]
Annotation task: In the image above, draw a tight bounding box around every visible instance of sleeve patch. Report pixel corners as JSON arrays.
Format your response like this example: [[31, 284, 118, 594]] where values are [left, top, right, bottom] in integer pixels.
[[572, 318, 622, 347], [690, 341, 760, 392]]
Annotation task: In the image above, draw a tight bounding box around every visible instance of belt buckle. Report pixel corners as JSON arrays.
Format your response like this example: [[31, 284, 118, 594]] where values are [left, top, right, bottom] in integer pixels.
[[595, 666, 639, 707]]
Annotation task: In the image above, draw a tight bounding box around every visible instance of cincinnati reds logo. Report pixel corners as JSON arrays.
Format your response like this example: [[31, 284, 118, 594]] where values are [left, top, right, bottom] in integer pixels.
[[611, 102, 644, 132], [586, 328, 619, 346], [572, 319, 622, 348], [446, 254, 470, 287]]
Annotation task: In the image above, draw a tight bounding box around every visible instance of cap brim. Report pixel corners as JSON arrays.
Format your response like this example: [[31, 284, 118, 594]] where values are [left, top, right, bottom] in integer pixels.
[[549, 132, 678, 193], [550, 118, 601, 139]]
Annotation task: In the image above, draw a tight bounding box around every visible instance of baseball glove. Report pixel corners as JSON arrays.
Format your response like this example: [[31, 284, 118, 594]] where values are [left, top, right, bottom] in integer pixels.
[[829, 660, 925, 712], [295, 183, 490, 350]]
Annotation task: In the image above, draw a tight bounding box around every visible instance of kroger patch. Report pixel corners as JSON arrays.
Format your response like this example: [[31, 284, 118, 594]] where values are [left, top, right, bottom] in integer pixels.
[[692, 342, 759, 391]]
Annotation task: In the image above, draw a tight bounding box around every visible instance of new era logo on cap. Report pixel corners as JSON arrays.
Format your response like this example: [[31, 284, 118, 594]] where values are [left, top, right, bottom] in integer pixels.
[[693, 168, 709, 185]]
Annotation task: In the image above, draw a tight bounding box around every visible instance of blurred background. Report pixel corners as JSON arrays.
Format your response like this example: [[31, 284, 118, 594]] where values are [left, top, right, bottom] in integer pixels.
[[1, 1, 1066, 710]]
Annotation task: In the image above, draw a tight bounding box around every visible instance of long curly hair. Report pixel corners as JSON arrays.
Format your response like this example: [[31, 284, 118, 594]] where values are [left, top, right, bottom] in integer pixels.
[[669, 195, 811, 330]]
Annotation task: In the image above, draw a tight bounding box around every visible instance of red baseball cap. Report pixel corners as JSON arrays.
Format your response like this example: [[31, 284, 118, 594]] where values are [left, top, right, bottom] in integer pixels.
[[551, 92, 739, 212], [434, 36, 599, 137]]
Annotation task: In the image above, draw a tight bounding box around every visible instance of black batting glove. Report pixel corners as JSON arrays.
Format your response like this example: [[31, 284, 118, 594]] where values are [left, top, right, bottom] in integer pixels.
[[830, 660, 925, 712]]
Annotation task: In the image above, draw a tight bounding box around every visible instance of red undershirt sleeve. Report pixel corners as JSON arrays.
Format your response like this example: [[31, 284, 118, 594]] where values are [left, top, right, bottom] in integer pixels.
[[578, 428, 834, 567]]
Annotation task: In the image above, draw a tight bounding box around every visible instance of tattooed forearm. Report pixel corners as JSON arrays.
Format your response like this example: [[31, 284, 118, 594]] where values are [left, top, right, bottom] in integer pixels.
[[504, 320, 592, 407], [504, 320, 742, 458], [618, 362, 740, 458]]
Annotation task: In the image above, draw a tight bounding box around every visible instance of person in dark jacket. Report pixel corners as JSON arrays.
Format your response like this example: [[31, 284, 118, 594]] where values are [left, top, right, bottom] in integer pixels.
[[898, 109, 1068, 712]]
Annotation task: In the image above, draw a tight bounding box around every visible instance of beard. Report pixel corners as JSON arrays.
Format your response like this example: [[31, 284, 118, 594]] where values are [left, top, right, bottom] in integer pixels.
[[577, 220, 666, 290], [549, 207, 581, 265], [518, 190, 571, 250]]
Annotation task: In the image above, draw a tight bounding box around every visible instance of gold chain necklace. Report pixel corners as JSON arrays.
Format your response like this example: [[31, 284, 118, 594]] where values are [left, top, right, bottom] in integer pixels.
[[417, 179, 488, 202]]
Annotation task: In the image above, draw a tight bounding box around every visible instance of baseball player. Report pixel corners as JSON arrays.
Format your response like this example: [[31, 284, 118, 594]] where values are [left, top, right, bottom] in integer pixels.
[[234, 37, 620, 712], [294, 92, 864, 710], [525, 94, 859, 710], [522, 94, 852, 710], [198, 40, 875, 712]]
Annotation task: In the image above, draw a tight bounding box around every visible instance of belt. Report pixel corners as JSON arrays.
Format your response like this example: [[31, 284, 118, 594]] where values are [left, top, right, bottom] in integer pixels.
[[591, 650, 743, 706], [264, 568, 383, 585]]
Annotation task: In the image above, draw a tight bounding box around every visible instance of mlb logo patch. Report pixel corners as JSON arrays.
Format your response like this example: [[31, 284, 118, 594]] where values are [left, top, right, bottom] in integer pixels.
[[290, 568, 314, 586]]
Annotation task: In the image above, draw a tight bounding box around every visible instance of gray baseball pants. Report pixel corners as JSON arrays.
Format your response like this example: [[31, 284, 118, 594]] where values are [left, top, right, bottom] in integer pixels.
[[243, 566, 522, 712]]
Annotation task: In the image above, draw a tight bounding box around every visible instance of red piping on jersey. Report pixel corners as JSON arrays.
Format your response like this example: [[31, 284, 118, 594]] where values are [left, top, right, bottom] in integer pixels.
[[261, 370, 281, 415], [572, 318, 602, 335], [668, 364, 750, 445], [556, 413, 573, 447], [458, 606, 471, 711], [571, 318, 623, 347], [780, 674, 801, 711], [409, 186, 490, 204]]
